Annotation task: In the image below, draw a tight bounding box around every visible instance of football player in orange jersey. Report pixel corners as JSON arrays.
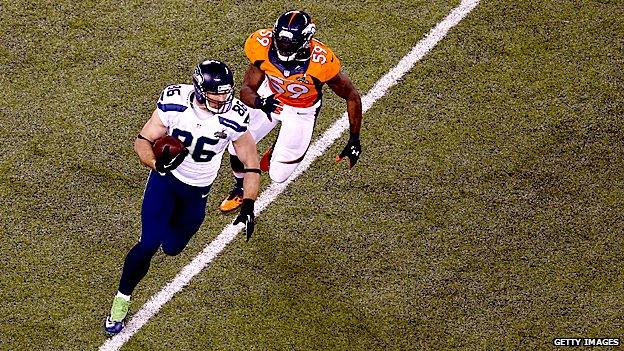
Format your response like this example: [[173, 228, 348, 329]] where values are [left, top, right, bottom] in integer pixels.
[[220, 10, 362, 212]]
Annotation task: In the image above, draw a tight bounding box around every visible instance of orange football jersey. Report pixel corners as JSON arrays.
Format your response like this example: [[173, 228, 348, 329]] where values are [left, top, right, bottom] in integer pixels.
[[244, 28, 341, 108]]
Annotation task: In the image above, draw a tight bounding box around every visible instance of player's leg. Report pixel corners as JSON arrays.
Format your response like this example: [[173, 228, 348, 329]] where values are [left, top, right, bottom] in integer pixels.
[[219, 151, 247, 213], [268, 103, 319, 183], [162, 183, 211, 256], [220, 97, 278, 212], [104, 171, 175, 336]]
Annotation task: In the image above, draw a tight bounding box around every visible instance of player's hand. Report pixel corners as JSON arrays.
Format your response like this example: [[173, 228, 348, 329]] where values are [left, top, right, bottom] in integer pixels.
[[233, 198, 255, 241], [155, 146, 189, 173], [336, 135, 361, 169], [256, 94, 283, 121]]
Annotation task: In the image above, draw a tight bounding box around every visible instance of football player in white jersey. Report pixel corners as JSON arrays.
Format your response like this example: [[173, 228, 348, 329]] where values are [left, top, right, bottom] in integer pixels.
[[104, 60, 261, 336]]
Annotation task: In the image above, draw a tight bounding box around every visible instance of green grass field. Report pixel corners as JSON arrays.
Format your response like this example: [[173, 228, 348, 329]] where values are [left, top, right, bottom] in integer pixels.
[[1, 0, 623, 350]]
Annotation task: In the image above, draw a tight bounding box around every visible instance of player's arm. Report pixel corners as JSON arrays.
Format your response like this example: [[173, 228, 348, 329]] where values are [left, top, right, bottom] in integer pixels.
[[134, 110, 167, 170], [327, 71, 362, 137], [327, 71, 363, 168], [231, 131, 260, 200], [240, 63, 282, 118], [240, 63, 266, 108], [232, 131, 260, 241]]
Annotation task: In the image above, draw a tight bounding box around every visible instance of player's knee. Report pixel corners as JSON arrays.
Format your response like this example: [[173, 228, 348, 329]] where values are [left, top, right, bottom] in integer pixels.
[[269, 167, 291, 183], [161, 243, 184, 256], [134, 240, 160, 257]]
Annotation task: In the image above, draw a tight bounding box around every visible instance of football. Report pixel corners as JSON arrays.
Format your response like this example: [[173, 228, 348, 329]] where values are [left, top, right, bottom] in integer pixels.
[[153, 135, 186, 160]]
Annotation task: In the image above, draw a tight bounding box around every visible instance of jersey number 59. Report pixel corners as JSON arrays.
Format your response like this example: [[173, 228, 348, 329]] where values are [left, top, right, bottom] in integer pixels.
[[267, 76, 309, 98]]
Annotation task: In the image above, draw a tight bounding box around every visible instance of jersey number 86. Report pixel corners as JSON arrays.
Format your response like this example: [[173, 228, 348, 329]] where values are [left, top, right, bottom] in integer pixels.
[[171, 128, 218, 162]]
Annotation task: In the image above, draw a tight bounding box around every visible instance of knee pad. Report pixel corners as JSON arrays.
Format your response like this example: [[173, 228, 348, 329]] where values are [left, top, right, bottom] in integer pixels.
[[269, 166, 291, 183]]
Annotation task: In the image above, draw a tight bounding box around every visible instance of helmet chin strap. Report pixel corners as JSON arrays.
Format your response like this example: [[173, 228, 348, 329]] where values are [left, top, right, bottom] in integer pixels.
[[193, 95, 217, 114], [276, 51, 297, 62], [277, 47, 311, 62], [204, 102, 219, 114], [204, 97, 233, 114]]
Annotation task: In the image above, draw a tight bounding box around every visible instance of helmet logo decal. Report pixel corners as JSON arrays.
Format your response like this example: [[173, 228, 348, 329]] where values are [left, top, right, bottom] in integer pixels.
[[302, 23, 316, 36], [193, 72, 203, 86]]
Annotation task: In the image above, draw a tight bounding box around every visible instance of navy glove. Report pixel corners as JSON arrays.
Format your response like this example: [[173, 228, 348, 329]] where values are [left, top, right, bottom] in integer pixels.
[[255, 94, 283, 121], [155, 146, 189, 173], [233, 198, 255, 241], [336, 134, 361, 169]]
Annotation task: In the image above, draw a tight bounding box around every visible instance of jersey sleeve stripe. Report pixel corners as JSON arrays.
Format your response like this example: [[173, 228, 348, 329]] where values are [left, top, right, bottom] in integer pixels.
[[218, 117, 247, 133], [157, 102, 188, 113]]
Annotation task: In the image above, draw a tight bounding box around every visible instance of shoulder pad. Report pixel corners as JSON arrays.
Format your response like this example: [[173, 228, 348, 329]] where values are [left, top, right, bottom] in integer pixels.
[[157, 84, 193, 113], [307, 40, 341, 83], [244, 29, 272, 64], [217, 98, 251, 133]]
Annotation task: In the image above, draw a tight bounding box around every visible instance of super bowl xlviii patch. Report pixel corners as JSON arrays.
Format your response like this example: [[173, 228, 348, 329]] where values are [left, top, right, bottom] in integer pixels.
[[214, 129, 227, 139], [297, 76, 310, 84]]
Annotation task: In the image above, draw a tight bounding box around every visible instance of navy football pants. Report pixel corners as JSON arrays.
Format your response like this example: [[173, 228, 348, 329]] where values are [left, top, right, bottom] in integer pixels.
[[118, 171, 211, 295]]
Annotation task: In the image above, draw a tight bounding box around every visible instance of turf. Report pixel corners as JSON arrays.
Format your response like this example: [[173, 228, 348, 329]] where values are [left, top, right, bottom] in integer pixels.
[[1, 0, 623, 350]]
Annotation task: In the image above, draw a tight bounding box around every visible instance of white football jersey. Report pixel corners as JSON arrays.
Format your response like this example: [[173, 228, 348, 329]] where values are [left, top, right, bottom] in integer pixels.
[[156, 84, 251, 187]]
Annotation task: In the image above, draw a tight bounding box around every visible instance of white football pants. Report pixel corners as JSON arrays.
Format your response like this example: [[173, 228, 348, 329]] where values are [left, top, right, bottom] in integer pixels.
[[229, 80, 321, 183]]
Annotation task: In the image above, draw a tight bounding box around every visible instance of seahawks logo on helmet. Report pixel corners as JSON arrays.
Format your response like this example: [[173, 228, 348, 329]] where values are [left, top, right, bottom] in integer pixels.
[[193, 67, 204, 85]]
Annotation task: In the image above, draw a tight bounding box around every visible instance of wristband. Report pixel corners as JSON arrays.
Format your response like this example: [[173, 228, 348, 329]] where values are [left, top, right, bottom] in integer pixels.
[[254, 96, 263, 109]]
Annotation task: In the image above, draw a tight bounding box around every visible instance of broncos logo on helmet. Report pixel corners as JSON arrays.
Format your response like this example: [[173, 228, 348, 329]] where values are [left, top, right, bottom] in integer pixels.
[[272, 10, 316, 62]]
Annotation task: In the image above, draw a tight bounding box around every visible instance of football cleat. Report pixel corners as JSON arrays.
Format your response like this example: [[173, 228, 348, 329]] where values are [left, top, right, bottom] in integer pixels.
[[259, 147, 273, 172], [104, 315, 124, 336], [104, 296, 130, 336], [219, 187, 244, 213]]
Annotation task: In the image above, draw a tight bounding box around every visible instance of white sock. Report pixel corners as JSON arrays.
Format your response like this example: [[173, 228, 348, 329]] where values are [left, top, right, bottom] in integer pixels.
[[116, 291, 131, 301]]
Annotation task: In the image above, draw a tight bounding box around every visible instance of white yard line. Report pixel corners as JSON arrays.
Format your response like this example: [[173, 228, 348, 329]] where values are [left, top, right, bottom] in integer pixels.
[[99, 1, 480, 349]]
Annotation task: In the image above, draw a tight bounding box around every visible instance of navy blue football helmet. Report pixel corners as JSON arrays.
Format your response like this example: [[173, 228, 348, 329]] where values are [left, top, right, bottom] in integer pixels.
[[272, 11, 316, 62], [192, 60, 234, 113]]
